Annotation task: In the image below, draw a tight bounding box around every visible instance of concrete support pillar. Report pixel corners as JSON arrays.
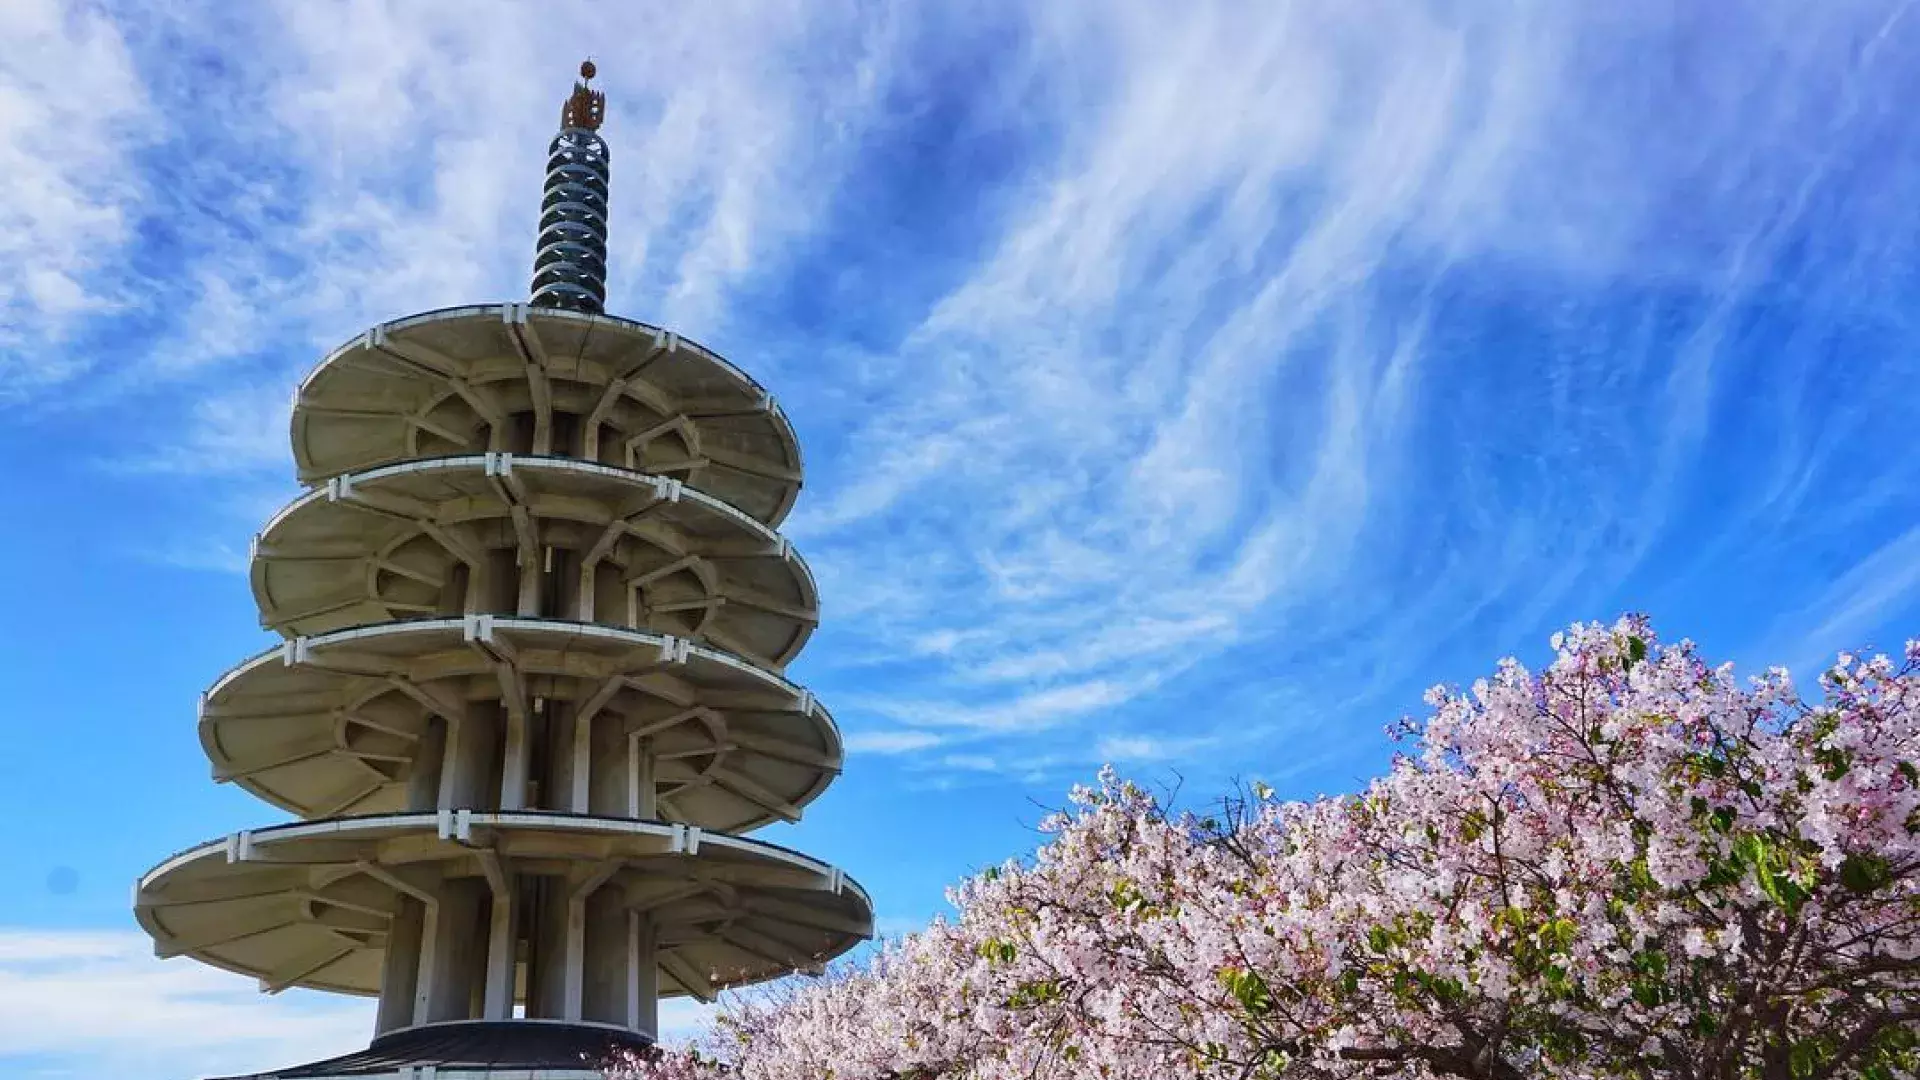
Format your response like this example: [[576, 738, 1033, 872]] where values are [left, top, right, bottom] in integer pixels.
[[560, 869, 621, 1022], [499, 706, 530, 810], [517, 543, 541, 616], [405, 718, 447, 812], [590, 562, 629, 627], [576, 558, 599, 622], [581, 886, 631, 1025], [628, 735, 657, 819], [374, 895, 425, 1035], [548, 547, 578, 617], [527, 876, 568, 1019], [549, 705, 585, 812], [423, 878, 488, 1023], [532, 406, 554, 457], [481, 870, 517, 1020], [630, 912, 659, 1039], [562, 886, 589, 1020], [586, 714, 628, 817], [484, 548, 517, 613], [439, 560, 471, 618], [439, 709, 500, 811], [464, 555, 487, 615]]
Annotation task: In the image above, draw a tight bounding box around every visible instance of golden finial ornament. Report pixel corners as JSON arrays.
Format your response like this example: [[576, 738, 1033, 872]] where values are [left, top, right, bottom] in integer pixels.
[[561, 58, 604, 131]]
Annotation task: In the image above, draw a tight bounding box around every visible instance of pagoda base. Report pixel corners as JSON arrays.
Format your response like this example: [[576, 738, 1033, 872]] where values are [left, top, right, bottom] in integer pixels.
[[210, 1019, 652, 1079]]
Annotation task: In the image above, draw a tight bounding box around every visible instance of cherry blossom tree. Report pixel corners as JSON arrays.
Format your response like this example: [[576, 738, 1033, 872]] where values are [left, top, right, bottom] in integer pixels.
[[610, 617, 1920, 1080]]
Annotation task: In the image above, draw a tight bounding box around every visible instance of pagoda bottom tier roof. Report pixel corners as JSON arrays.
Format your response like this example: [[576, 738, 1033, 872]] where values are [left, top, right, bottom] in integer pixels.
[[210, 1019, 651, 1079], [136, 811, 872, 1000]]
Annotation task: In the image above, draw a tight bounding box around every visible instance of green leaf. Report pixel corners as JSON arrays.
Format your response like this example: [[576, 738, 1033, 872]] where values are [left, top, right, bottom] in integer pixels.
[[1006, 978, 1062, 1009], [1791, 1040, 1819, 1078], [1217, 967, 1273, 1016], [1537, 917, 1578, 953], [1840, 853, 1893, 894], [1461, 811, 1487, 844], [1625, 634, 1648, 669], [976, 938, 1017, 965], [1790, 1036, 1839, 1078]]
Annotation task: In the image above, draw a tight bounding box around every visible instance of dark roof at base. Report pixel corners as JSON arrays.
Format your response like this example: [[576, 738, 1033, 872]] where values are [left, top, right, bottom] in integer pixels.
[[210, 1020, 654, 1078]]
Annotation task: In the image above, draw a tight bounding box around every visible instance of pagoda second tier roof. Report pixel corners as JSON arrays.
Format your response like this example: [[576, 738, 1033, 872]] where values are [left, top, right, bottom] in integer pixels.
[[252, 453, 818, 671], [200, 616, 841, 832], [136, 812, 873, 1002], [292, 304, 802, 527]]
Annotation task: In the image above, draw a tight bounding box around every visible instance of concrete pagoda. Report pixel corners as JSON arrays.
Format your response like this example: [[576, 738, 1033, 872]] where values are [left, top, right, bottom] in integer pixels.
[[134, 62, 871, 1079]]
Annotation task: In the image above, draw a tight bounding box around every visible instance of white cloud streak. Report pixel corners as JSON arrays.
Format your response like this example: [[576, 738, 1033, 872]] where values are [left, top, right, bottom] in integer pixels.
[[0, 0, 155, 388], [3, 0, 898, 462], [0, 926, 737, 1076], [0, 927, 369, 1080], [846, 730, 946, 755], [1767, 524, 1920, 682]]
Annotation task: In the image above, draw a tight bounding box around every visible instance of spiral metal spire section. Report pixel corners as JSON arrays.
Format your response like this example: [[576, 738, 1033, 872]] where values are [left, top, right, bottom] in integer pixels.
[[135, 63, 867, 1080], [531, 63, 610, 314]]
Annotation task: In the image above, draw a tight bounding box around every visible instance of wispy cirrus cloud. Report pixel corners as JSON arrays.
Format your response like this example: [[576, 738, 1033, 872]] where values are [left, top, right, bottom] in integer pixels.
[[786, 4, 1586, 765], [8, 0, 1920, 788], [780, 0, 1920, 783]]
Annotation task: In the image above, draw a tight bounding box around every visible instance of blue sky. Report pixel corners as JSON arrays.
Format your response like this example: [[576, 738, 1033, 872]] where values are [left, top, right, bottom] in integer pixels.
[[5, 0, 1920, 1076]]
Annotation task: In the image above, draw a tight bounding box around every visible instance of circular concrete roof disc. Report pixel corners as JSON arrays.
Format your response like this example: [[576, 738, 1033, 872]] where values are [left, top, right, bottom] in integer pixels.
[[251, 454, 818, 671], [291, 305, 803, 527], [135, 813, 873, 1000], [199, 617, 842, 832]]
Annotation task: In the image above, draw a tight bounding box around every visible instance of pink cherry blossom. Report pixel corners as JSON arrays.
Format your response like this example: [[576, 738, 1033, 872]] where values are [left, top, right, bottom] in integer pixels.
[[608, 616, 1920, 1080]]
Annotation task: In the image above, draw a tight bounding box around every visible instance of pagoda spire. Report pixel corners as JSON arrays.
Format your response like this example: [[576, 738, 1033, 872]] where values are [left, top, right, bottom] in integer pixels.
[[531, 61, 611, 313]]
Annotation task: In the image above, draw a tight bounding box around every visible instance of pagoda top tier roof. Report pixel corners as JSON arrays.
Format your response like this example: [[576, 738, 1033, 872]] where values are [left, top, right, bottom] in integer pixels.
[[293, 304, 804, 527]]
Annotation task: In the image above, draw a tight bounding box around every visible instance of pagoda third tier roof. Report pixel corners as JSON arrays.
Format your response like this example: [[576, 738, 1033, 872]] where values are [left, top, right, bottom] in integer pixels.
[[200, 616, 841, 833]]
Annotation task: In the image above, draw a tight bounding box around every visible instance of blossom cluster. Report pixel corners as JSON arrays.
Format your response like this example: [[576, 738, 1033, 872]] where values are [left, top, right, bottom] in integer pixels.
[[608, 617, 1920, 1079]]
